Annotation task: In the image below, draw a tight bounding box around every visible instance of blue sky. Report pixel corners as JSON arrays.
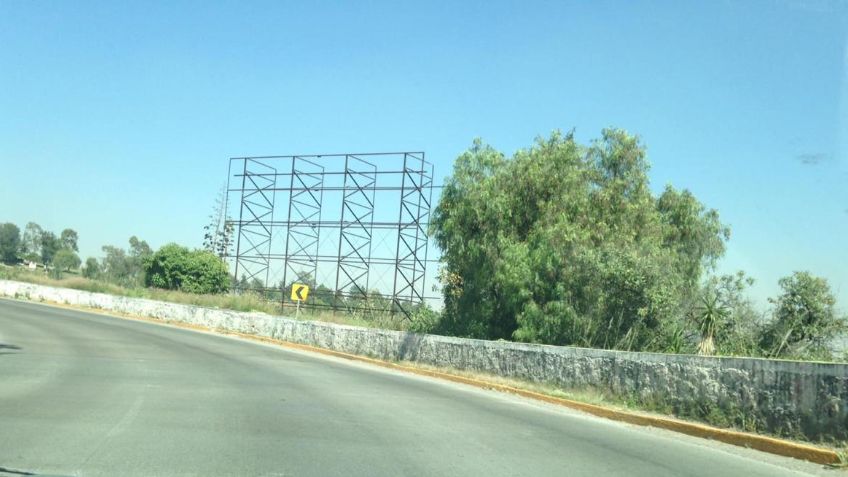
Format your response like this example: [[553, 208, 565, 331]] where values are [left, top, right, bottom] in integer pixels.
[[1, 0, 847, 309]]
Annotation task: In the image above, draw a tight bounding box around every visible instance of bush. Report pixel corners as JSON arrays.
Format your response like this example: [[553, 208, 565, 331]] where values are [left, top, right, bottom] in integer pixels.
[[143, 243, 230, 294], [407, 306, 441, 334]]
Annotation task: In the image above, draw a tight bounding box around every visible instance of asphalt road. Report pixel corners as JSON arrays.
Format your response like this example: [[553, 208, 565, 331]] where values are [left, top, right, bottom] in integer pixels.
[[0, 299, 834, 477]]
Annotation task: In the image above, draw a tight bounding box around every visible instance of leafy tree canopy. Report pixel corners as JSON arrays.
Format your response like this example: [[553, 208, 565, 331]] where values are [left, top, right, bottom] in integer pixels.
[[431, 129, 729, 350], [60, 228, 79, 252], [21, 222, 43, 256], [40, 231, 62, 265], [99, 236, 151, 287], [761, 271, 846, 360], [53, 248, 81, 273], [82, 257, 100, 279], [129, 236, 152, 259]]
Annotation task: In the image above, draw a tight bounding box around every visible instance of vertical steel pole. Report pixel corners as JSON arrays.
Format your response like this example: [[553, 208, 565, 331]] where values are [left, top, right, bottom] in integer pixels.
[[265, 166, 277, 290], [422, 160, 434, 305], [233, 158, 248, 288], [334, 155, 350, 311], [281, 157, 296, 298], [391, 153, 409, 313], [365, 163, 376, 296], [313, 165, 325, 314], [410, 154, 425, 302], [225, 158, 233, 286]]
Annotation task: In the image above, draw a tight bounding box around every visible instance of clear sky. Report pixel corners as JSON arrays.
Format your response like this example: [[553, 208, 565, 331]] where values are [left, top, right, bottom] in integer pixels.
[[1, 0, 846, 309]]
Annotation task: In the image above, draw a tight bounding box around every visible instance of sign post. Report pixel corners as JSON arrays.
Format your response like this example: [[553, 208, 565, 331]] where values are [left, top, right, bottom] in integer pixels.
[[290, 283, 310, 318]]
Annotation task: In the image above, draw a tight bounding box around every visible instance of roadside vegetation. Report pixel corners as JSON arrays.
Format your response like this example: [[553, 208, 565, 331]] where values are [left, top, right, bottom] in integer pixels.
[[427, 129, 846, 362], [0, 265, 407, 330], [0, 218, 409, 329], [1, 128, 845, 361]]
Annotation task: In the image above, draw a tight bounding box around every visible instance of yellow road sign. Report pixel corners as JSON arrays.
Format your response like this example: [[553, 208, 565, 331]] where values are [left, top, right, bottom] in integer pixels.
[[291, 284, 309, 302]]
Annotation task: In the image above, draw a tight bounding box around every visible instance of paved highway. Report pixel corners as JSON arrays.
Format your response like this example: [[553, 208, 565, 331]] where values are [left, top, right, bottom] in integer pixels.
[[0, 298, 833, 477]]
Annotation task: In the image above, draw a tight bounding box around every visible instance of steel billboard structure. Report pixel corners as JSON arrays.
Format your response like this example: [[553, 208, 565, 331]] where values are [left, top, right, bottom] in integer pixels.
[[225, 152, 436, 317]]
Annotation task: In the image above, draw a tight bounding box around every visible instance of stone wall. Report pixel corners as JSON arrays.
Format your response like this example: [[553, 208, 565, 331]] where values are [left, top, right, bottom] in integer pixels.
[[2, 279, 846, 441]]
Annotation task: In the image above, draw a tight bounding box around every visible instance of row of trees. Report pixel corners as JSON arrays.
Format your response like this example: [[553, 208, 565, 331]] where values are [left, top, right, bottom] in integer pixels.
[[430, 129, 846, 360], [0, 222, 81, 276], [0, 221, 229, 295], [88, 238, 229, 294], [84, 236, 153, 287]]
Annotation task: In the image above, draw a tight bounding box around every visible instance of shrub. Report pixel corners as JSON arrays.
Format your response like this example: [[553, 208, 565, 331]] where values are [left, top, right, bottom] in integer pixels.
[[143, 243, 230, 294]]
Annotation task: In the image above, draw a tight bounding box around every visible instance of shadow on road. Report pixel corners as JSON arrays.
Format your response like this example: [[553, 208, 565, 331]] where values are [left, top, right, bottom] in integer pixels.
[[0, 343, 22, 356], [0, 465, 36, 475]]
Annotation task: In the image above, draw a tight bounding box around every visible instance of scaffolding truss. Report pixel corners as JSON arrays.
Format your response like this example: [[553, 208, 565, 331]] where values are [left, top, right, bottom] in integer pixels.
[[231, 158, 276, 287], [336, 155, 377, 300], [282, 156, 324, 292], [225, 152, 436, 317]]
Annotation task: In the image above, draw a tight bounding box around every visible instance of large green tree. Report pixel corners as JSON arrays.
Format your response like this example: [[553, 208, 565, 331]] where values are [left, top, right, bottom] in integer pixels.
[[53, 248, 81, 273], [128, 236, 152, 285], [101, 245, 131, 285], [21, 222, 43, 258], [82, 257, 100, 279], [40, 231, 62, 265], [431, 129, 729, 350], [0, 223, 21, 264]]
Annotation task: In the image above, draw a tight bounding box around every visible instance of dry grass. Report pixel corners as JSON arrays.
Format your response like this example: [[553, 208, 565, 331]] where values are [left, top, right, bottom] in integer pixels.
[[0, 265, 400, 330], [398, 361, 614, 407]]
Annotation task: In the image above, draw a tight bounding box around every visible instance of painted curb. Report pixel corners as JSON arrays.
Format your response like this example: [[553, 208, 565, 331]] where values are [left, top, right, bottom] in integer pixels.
[[5, 296, 843, 467], [223, 332, 843, 466]]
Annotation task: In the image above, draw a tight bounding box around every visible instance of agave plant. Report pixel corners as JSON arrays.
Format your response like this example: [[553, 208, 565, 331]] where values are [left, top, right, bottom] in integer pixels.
[[697, 289, 729, 356]]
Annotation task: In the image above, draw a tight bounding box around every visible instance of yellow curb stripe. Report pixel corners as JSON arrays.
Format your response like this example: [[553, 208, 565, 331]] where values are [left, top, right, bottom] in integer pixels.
[[229, 333, 840, 466], [11, 297, 842, 466]]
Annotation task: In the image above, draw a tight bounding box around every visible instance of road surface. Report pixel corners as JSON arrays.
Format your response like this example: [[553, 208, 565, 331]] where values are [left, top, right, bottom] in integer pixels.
[[0, 299, 833, 476]]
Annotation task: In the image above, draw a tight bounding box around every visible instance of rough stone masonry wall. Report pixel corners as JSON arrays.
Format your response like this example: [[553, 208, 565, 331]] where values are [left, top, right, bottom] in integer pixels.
[[2, 279, 846, 442]]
